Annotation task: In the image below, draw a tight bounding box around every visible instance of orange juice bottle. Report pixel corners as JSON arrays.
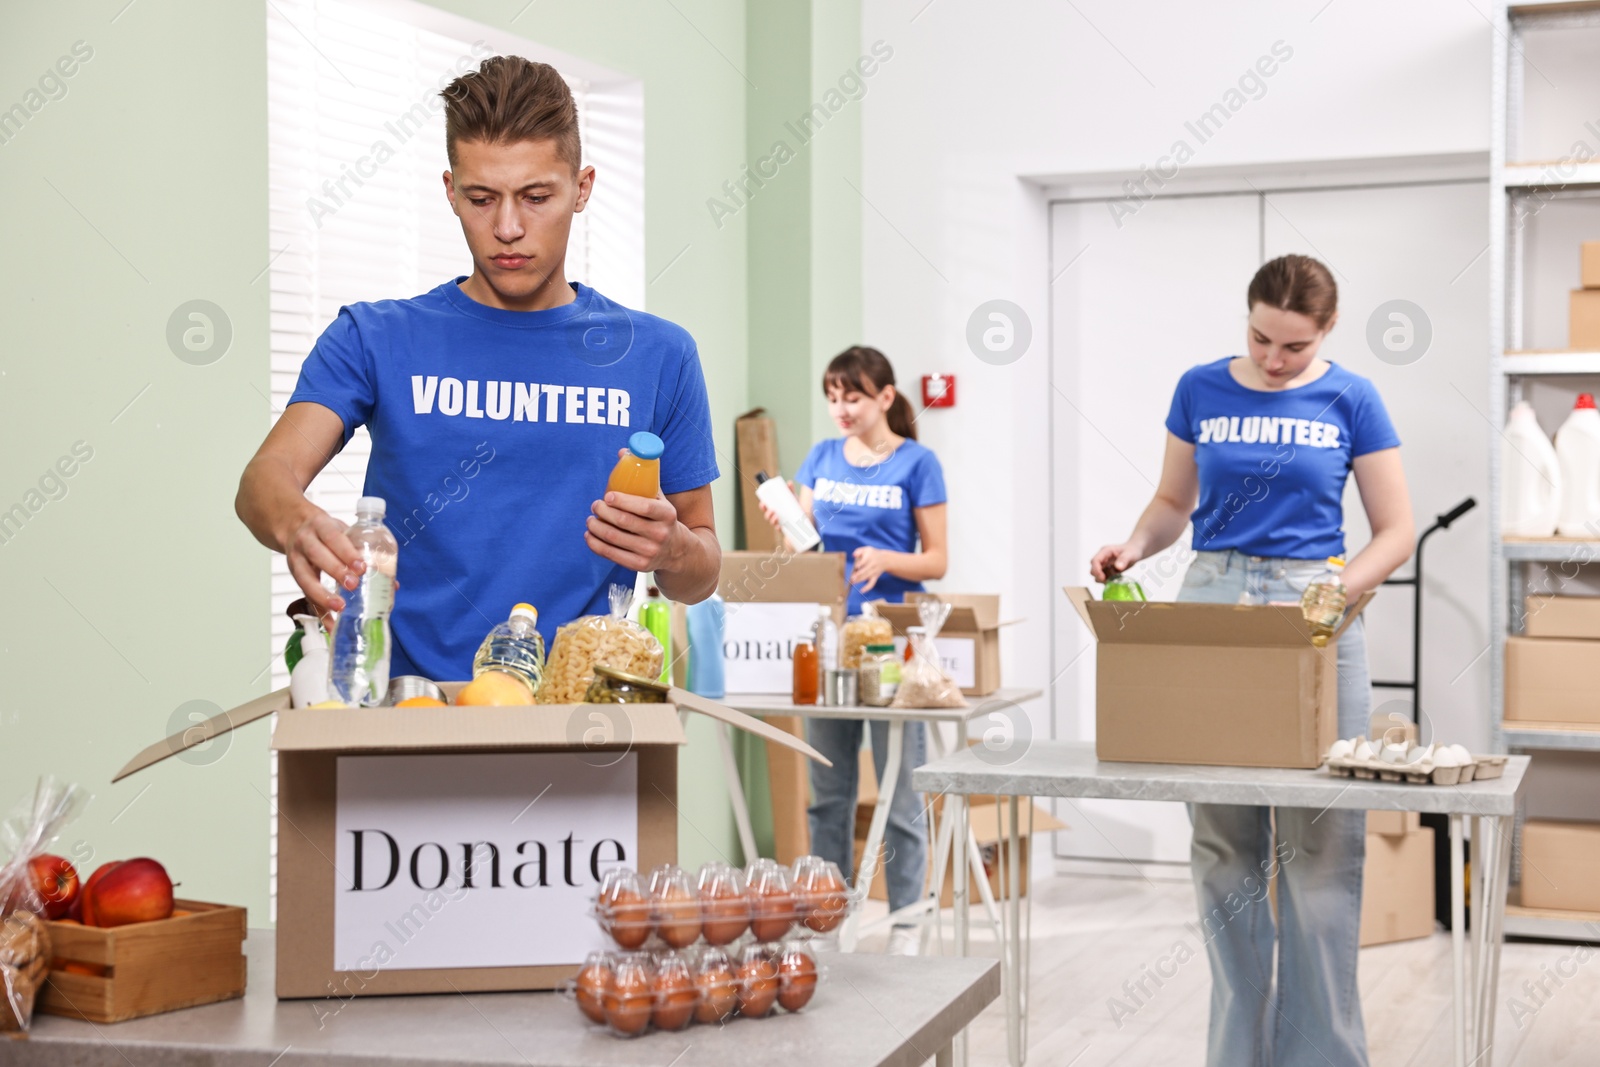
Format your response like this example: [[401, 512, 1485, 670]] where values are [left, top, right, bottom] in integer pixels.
[[792, 635, 819, 705], [607, 431, 664, 498]]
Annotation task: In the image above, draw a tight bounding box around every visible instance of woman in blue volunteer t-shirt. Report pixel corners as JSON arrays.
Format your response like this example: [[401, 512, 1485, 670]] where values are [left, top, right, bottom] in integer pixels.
[[763, 345, 948, 955], [1090, 255, 1414, 1067]]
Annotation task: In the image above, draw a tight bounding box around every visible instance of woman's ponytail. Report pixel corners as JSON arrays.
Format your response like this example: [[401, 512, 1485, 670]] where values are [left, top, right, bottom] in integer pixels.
[[823, 345, 917, 441]]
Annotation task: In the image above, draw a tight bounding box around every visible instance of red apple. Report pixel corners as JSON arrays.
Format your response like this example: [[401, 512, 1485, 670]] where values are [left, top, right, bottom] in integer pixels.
[[85, 858, 173, 928], [78, 861, 124, 927], [27, 854, 80, 919]]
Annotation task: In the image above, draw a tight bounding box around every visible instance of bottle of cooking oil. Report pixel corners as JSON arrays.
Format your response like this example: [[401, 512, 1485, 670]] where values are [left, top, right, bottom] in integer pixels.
[[473, 603, 546, 694], [1300, 557, 1348, 648]]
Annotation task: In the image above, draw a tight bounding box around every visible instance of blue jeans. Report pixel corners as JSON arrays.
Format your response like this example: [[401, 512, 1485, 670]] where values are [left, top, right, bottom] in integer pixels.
[[1180, 550, 1370, 1067], [806, 719, 928, 914]]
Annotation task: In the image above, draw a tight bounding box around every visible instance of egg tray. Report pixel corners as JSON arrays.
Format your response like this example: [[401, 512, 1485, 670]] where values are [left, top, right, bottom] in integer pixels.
[[564, 942, 823, 1039], [592, 897, 853, 952], [1324, 753, 1508, 786]]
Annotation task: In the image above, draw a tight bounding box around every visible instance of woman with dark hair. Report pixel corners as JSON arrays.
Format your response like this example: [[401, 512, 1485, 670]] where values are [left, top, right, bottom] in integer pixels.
[[762, 345, 948, 955], [1090, 254, 1414, 1066]]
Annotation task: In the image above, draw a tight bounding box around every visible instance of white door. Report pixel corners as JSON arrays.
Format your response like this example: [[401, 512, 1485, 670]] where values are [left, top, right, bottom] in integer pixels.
[[1048, 178, 1488, 866], [1049, 192, 1260, 866]]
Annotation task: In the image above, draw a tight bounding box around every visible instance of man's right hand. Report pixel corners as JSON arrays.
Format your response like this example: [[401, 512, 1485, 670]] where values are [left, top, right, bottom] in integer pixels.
[[284, 506, 365, 619]]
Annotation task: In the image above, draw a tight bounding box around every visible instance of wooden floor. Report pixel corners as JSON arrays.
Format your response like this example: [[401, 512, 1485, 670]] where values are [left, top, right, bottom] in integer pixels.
[[856, 869, 1600, 1066]]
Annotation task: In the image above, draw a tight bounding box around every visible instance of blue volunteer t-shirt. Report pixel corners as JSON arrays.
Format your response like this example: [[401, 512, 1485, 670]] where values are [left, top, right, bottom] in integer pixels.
[[288, 279, 720, 681], [1165, 357, 1400, 559], [795, 438, 947, 613]]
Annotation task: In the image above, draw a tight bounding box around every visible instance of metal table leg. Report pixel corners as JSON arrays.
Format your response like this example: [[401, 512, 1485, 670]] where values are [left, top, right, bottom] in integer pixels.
[[953, 793, 969, 1067], [1480, 815, 1513, 1062], [843, 719, 904, 952], [1450, 813, 1467, 1067], [1005, 794, 1025, 1067]]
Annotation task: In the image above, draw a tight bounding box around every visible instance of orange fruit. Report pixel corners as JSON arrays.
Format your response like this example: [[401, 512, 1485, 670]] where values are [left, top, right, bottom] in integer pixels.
[[395, 696, 447, 707], [454, 671, 533, 706]]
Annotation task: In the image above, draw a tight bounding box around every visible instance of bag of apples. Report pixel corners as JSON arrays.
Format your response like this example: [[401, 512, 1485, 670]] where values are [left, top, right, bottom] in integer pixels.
[[0, 775, 88, 1032]]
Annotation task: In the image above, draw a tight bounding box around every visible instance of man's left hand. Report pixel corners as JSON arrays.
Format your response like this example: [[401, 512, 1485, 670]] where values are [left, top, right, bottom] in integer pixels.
[[587, 491, 681, 572]]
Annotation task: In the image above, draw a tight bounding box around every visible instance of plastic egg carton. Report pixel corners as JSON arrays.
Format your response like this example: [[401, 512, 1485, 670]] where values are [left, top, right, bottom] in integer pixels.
[[563, 940, 824, 1038], [1323, 736, 1509, 785], [592, 856, 855, 952]]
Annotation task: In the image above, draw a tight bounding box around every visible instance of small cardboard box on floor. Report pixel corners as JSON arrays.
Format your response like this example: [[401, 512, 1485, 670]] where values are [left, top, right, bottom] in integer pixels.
[[112, 683, 825, 999], [876, 593, 1018, 697], [1064, 588, 1374, 768]]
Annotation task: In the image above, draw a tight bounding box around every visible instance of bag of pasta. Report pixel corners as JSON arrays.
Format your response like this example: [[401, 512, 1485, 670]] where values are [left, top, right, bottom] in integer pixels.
[[538, 585, 666, 704], [891, 598, 967, 709], [1, 776, 87, 1032]]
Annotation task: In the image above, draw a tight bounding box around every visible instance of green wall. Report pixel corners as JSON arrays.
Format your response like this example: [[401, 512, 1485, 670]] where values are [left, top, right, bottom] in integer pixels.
[[0, 0, 858, 923]]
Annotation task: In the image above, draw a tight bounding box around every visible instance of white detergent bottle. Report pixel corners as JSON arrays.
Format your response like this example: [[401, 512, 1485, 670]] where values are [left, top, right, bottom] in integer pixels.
[[1503, 400, 1561, 538], [1556, 393, 1600, 538], [290, 614, 330, 708]]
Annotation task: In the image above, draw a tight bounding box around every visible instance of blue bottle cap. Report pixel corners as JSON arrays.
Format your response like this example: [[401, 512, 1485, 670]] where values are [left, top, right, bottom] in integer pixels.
[[627, 431, 665, 461]]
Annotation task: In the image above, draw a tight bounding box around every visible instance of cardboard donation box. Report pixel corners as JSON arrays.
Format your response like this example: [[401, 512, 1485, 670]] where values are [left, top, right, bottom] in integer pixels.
[[112, 685, 825, 999], [1065, 587, 1373, 768], [1504, 636, 1600, 725], [718, 550, 847, 695], [1519, 819, 1600, 912], [876, 593, 1016, 697], [1524, 595, 1600, 639], [735, 408, 781, 553], [1360, 826, 1436, 946]]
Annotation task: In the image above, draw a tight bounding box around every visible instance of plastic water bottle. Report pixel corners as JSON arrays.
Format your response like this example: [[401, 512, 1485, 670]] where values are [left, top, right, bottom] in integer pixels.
[[685, 594, 726, 699], [1102, 571, 1146, 601], [328, 497, 398, 706], [472, 603, 546, 695], [1503, 401, 1561, 537], [1555, 393, 1600, 538], [814, 604, 838, 678], [1300, 556, 1348, 648]]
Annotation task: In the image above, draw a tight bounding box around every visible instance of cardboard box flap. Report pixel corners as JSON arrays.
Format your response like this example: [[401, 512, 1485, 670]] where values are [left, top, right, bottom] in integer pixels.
[[1062, 587, 1373, 647], [719, 550, 848, 611], [669, 687, 832, 766], [271, 704, 689, 752], [113, 686, 290, 783], [901, 592, 1005, 631]]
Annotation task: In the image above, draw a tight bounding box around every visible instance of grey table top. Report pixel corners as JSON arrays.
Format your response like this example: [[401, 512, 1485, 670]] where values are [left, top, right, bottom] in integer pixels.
[[724, 687, 1043, 724], [13, 932, 999, 1067], [912, 740, 1530, 817]]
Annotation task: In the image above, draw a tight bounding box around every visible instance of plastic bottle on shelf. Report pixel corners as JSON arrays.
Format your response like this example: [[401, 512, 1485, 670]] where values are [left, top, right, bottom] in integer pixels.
[[1555, 394, 1600, 538], [1503, 400, 1561, 538], [472, 603, 546, 697], [1299, 557, 1348, 648], [327, 497, 399, 706]]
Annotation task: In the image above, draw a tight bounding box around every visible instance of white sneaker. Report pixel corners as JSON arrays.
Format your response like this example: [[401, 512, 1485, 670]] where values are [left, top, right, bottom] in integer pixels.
[[887, 925, 921, 956]]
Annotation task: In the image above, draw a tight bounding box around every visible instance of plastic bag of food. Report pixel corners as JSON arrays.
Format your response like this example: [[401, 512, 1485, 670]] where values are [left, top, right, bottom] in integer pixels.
[[539, 585, 666, 704], [891, 598, 966, 709], [840, 604, 893, 671], [0, 776, 87, 1032]]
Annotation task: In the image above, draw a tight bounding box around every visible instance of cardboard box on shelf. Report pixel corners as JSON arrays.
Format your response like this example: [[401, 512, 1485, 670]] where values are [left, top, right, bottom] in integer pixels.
[[1504, 636, 1600, 726], [1583, 240, 1600, 290], [875, 593, 1018, 696], [1572, 289, 1600, 350], [111, 685, 822, 999], [1519, 819, 1600, 913], [1360, 826, 1436, 947], [716, 550, 847, 695], [1523, 595, 1600, 640], [853, 798, 1066, 905], [1367, 810, 1422, 837], [1063, 588, 1373, 768], [735, 408, 781, 553]]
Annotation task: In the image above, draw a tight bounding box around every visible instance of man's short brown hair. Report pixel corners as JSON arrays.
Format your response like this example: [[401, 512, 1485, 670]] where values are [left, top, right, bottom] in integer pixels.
[[441, 55, 581, 172]]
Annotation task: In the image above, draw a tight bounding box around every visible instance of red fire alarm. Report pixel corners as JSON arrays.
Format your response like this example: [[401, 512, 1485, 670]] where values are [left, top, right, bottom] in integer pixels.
[[922, 374, 956, 408]]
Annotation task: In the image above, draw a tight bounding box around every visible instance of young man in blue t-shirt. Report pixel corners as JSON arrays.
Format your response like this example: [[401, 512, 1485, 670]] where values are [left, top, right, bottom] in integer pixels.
[[236, 57, 721, 681]]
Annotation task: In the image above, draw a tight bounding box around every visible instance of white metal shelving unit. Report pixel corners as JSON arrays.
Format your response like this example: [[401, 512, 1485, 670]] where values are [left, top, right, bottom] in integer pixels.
[[1489, 0, 1600, 942]]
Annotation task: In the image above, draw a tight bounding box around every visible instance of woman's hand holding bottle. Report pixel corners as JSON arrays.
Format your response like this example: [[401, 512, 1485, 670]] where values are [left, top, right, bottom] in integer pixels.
[[1089, 541, 1145, 583]]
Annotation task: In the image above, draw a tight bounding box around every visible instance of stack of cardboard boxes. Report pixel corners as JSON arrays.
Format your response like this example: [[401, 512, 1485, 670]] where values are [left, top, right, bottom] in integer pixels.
[[1360, 807, 1435, 946], [1572, 241, 1600, 350]]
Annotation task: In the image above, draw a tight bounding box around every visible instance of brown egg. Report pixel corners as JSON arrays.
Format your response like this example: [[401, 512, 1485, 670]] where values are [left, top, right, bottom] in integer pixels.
[[777, 948, 817, 1012], [803, 871, 848, 933], [750, 886, 796, 944], [694, 967, 737, 1024], [603, 965, 654, 1036], [700, 890, 749, 946], [653, 883, 702, 949], [651, 962, 698, 1031], [606, 887, 652, 950], [736, 954, 779, 1018], [575, 961, 611, 1023]]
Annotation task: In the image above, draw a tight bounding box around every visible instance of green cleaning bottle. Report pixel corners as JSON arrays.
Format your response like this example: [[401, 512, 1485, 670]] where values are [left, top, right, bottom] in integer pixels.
[[640, 585, 672, 685]]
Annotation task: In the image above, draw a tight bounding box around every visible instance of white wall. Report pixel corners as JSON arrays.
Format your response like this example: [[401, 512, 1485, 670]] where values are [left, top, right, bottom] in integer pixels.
[[859, 1, 1493, 760]]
